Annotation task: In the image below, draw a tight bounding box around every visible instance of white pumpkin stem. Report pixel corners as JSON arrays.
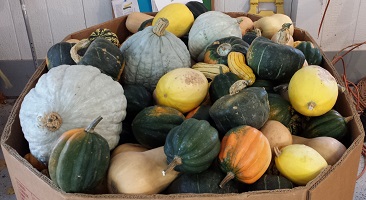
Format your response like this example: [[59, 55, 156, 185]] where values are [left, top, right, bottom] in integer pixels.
[[219, 172, 235, 188], [307, 101, 316, 111], [162, 156, 181, 176], [153, 18, 169, 36], [85, 116, 103, 133], [41, 112, 63, 132]]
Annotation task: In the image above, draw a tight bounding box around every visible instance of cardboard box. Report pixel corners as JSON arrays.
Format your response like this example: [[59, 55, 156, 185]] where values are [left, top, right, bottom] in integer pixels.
[[1, 13, 365, 200]]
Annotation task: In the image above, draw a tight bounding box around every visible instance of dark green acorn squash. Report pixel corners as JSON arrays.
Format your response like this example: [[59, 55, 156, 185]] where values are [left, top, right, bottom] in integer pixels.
[[185, 104, 215, 127], [78, 38, 124, 81], [301, 109, 351, 141], [163, 118, 220, 174], [123, 84, 153, 122], [164, 164, 240, 194], [245, 174, 294, 191], [132, 105, 185, 149], [246, 37, 305, 82], [204, 36, 250, 66], [48, 117, 110, 193], [268, 93, 293, 127], [209, 87, 270, 134], [186, 1, 209, 19], [295, 41, 322, 65], [209, 71, 241, 103], [242, 29, 260, 45], [250, 79, 275, 93], [137, 18, 154, 32], [46, 42, 76, 70]]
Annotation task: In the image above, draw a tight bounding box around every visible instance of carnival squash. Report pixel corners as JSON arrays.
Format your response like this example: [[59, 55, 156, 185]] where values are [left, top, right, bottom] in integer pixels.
[[219, 125, 271, 186], [153, 68, 208, 113], [288, 65, 339, 116], [19, 65, 127, 164], [188, 11, 242, 61], [120, 18, 191, 91], [108, 146, 179, 194], [48, 116, 110, 193], [152, 3, 194, 37], [163, 118, 221, 175]]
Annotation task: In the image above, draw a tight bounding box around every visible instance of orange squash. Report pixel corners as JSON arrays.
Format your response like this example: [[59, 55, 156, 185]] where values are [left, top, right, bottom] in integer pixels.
[[218, 125, 271, 187]]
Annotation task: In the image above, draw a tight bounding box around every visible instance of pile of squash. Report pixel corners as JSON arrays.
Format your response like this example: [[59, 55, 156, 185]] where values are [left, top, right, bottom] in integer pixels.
[[20, 1, 352, 196]]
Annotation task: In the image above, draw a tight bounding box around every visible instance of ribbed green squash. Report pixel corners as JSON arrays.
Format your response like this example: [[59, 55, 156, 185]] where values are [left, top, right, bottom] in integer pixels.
[[245, 174, 294, 191], [295, 41, 322, 65], [185, 104, 216, 128], [48, 117, 110, 193], [268, 93, 293, 127], [78, 38, 124, 81], [88, 28, 120, 47], [242, 30, 259, 45], [123, 84, 153, 122], [209, 71, 241, 103], [46, 42, 76, 70], [246, 37, 305, 82], [164, 164, 240, 194], [204, 36, 249, 66], [301, 109, 351, 141], [132, 105, 185, 149], [163, 118, 220, 174], [186, 1, 209, 19], [209, 87, 270, 134]]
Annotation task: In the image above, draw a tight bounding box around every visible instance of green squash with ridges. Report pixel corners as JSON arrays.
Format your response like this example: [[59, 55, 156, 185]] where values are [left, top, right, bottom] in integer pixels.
[[295, 41, 322, 65]]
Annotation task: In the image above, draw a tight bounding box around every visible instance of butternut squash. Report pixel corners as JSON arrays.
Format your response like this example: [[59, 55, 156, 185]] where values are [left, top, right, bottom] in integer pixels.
[[107, 146, 179, 194], [126, 12, 154, 33], [292, 135, 347, 165], [260, 120, 292, 155], [110, 143, 148, 159]]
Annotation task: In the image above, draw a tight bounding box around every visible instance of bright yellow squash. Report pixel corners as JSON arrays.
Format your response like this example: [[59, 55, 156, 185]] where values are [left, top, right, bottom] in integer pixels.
[[153, 68, 208, 113], [274, 144, 328, 186], [152, 3, 194, 37], [288, 65, 338, 116]]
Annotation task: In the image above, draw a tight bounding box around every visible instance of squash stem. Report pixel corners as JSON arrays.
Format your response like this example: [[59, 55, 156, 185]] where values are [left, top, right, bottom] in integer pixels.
[[41, 112, 63, 132], [219, 172, 235, 188], [85, 116, 103, 133], [307, 101, 316, 111], [344, 115, 354, 123], [153, 18, 169, 36], [337, 84, 346, 93], [274, 146, 282, 157], [162, 156, 182, 176]]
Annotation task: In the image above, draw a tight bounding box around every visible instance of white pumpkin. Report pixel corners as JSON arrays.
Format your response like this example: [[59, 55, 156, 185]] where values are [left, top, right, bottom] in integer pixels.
[[188, 11, 242, 62], [19, 65, 127, 164]]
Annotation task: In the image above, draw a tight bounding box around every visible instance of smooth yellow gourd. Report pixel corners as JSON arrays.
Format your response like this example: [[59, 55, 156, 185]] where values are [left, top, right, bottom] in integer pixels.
[[152, 3, 194, 37], [288, 65, 338, 116], [153, 68, 208, 113], [107, 146, 179, 194]]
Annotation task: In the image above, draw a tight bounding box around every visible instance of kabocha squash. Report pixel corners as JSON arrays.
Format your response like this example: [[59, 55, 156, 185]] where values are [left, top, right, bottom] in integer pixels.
[[288, 65, 339, 116], [295, 41, 323, 65], [163, 118, 221, 175], [120, 18, 191, 91], [152, 3, 194, 37], [209, 70, 241, 103], [245, 174, 294, 191], [227, 51, 255, 86], [108, 146, 179, 194], [48, 116, 110, 193], [300, 109, 352, 141], [246, 37, 305, 82], [274, 144, 328, 185], [219, 125, 271, 186], [209, 87, 270, 134], [153, 68, 208, 113], [126, 12, 154, 33], [19, 65, 127, 164], [253, 13, 294, 39], [78, 38, 125, 81], [132, 105, 185, 149], [188, 11, 242, 61], [46, 42, 76, 70], [186, 1, 209, 19], [123, 84, 153, 122], [292, 135, 347, 165], [191, 62, 230, 81], [204, 36, 250, 66]]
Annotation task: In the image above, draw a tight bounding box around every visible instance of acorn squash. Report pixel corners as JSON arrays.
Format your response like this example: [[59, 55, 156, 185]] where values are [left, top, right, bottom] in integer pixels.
[[46, 42, 76, 70], [295, 41, 323, 65]]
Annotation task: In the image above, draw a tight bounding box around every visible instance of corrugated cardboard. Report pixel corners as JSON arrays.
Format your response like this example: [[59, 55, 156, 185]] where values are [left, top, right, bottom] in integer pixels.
[[1, 13, 365, 200]]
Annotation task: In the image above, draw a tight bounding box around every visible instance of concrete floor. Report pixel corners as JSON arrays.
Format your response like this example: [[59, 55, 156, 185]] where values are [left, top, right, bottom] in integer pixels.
[[0, 98, 365, 200]]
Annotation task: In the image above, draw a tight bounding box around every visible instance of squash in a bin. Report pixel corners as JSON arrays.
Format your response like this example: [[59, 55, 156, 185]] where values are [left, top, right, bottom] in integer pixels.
[[19, 65, 127, 164], [294, 41, 322, 65], [48, 116, 110, 193], [46, 42, 76, 70]]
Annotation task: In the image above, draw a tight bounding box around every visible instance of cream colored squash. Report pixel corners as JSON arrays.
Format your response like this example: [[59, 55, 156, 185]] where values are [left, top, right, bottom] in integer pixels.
[[253, 13, 294, 39], [153, 68, 208, 113], [288, 65, 338, 116], [260, 120, 292, 155], [19, 65, 127, 164]]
